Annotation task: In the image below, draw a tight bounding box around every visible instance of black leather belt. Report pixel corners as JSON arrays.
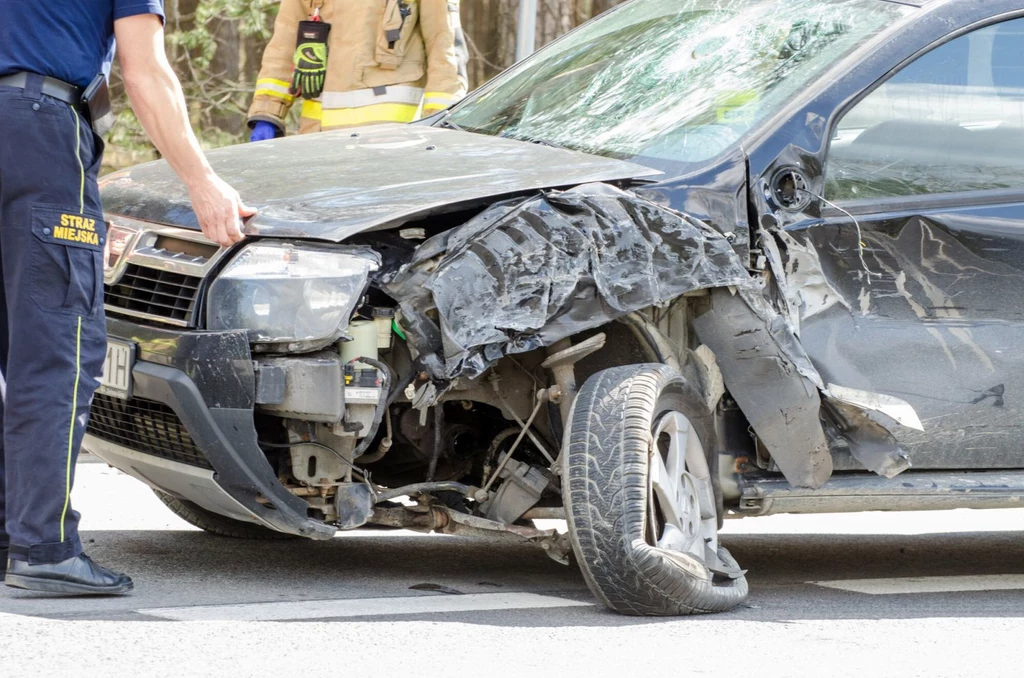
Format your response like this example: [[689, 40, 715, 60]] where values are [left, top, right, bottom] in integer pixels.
[[0, 72, 83, 106]]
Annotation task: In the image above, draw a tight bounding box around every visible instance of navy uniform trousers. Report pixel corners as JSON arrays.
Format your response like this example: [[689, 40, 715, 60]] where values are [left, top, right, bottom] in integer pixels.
[[0, 76, 107, 564]]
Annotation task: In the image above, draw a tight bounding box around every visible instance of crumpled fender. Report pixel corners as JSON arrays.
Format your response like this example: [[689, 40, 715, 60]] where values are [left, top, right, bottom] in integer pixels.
[[384, 181, 909, 489], [693, 288, 833, 489]]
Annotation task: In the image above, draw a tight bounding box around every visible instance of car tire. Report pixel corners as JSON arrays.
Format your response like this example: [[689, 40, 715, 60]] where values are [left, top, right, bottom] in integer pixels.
[[154, 490, 297, 540], [562, 363, 748, 615]]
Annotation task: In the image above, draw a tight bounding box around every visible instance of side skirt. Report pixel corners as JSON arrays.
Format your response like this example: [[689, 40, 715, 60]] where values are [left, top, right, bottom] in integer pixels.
[[737, 470, 1024, 516]]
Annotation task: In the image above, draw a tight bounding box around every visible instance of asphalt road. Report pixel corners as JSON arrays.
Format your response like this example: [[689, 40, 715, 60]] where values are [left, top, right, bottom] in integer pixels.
[[2, 461, 1023, 676]]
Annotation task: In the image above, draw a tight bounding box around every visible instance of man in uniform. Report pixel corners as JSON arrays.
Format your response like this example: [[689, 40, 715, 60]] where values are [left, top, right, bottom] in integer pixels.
[[247, 0, 468, 140], [0, 1, 253, 595]]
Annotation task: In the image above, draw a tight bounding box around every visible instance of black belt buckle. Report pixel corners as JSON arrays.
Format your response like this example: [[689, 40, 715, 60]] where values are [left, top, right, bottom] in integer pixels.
[[82, 73, 113, 136]]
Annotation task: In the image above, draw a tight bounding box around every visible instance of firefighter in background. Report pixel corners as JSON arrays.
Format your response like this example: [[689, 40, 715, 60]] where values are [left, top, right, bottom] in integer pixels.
[[248, 0, 468, 139]]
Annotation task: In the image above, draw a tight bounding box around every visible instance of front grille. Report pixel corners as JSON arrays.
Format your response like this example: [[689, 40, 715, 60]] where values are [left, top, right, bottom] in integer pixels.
[[105, 264, 203, 325], [87, 394, 212, 470]]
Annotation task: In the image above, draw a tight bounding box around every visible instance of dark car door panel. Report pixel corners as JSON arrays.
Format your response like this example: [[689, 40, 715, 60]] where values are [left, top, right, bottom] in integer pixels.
[[792, 201, 1024, 469], [750, 11, 1024, 471]]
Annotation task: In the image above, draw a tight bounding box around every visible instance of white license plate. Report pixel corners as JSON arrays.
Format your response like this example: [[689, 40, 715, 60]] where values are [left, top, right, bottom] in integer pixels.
[[98, 341, 135, 399]]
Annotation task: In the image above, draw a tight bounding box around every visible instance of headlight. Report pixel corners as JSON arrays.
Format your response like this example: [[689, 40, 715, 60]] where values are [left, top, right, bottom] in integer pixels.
[[207, 242, 379, 345]]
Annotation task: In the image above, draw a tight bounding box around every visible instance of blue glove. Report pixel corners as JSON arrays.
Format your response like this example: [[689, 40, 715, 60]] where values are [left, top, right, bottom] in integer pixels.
[[250, 121, 281, 142]]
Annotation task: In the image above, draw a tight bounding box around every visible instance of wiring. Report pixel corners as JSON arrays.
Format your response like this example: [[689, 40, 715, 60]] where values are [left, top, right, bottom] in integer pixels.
[[349, 356, 395, 460], [259, 440, 367, 480], [800, 188, 880, 278]]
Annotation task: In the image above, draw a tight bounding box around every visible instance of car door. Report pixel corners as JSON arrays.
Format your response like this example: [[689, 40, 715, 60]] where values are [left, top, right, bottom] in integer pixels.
[[767, 16, 1024, 470]]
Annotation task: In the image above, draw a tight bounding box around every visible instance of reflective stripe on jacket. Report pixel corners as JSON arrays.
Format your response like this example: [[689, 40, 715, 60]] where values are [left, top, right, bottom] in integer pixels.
[[248, 0, 468, 133], [299, 84, 422, 130]]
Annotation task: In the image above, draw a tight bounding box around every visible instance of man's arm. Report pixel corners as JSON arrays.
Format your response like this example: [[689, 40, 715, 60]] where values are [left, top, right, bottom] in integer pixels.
[[114, 14, 254, 247]]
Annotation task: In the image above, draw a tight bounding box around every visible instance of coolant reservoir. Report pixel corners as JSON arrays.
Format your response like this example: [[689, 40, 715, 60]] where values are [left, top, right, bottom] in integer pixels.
[[372, 307, 395, 350], [338, 320, 383, 437], [340, 320, 378, 370]]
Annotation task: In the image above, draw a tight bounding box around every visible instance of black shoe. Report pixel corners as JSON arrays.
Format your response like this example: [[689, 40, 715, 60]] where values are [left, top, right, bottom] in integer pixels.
[[0, 550, 7, 576], [5, 554, 133, 596]]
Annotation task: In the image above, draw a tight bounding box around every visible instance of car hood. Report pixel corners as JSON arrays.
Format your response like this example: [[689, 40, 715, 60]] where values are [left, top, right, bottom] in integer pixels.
[[99, 124, 662, 241]]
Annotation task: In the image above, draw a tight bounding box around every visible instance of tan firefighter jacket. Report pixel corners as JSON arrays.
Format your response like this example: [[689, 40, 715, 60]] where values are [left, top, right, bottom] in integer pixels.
[[248, 0, 468, 134]]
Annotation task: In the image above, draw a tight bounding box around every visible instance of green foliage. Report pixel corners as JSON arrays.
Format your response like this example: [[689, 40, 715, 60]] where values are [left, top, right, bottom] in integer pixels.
[[105, 0, 278, 171], [168, 0, 277, 72]]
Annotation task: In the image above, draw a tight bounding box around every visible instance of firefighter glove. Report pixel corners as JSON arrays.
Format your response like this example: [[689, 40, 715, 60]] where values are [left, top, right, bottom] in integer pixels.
[[290, 20, 331, 100]]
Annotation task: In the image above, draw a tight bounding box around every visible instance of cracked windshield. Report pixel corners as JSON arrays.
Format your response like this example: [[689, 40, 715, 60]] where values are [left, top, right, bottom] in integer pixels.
[[448, 0, 913, 168]]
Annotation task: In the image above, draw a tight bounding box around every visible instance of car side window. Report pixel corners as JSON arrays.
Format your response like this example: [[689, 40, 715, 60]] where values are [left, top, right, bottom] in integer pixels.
[[826, 18, 1024, 202]]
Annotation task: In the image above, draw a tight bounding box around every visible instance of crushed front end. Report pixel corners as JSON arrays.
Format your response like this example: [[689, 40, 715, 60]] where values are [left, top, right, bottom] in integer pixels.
[[86, 219, 382, 540]]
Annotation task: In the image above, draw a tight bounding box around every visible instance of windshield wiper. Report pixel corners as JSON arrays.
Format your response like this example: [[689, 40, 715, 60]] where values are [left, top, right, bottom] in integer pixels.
[[504, 133, 561, 149], [436, 117, 562, 150], [437, 113, 466, 132]]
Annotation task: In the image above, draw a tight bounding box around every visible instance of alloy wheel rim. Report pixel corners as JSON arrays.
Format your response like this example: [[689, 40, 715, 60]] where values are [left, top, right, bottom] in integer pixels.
[[647, 410, 719, 559]]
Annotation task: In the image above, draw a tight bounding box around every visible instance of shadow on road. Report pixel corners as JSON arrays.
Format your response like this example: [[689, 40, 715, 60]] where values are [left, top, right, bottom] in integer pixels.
[[4, 528, 1024, 625]]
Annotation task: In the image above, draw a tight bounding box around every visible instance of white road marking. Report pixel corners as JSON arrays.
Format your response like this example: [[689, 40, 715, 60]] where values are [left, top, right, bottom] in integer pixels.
[[813, 574, 1024, 595], [140, 592, 593, 621]]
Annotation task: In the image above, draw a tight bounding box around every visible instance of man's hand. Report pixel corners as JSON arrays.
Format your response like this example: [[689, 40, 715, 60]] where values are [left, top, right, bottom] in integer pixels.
[[187, 174, 255, 247], [115, 15, 256, 247]]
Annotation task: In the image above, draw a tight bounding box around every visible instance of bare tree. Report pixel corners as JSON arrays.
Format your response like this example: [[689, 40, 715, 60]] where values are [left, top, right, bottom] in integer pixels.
[[462, 0, 628, 85]]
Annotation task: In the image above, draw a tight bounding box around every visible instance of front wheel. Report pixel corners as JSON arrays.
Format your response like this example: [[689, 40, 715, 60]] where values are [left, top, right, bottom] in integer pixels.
[[562, 364, 748, 615]]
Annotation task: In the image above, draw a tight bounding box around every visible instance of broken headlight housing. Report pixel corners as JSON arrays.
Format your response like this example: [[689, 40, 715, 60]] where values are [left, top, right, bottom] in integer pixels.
[[207, 242, 379, 347]]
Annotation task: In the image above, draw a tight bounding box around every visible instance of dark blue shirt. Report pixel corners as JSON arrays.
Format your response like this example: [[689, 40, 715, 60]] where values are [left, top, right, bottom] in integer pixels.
[[0, 0, 165, 89]]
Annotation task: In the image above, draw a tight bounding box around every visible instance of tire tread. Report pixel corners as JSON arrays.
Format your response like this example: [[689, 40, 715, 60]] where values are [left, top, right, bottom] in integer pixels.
[[563, 364, 748, 616]]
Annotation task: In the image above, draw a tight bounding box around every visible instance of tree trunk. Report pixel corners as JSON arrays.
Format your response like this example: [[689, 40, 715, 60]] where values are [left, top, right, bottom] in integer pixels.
[[209, 16, 243, 133], [592, 0, 621, 17], [537, 0, 574, 49], [461, 0, 627, 88]]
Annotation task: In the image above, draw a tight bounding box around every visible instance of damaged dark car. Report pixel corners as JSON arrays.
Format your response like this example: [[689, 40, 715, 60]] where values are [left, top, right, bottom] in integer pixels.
[[86, 0, 1024, 615]]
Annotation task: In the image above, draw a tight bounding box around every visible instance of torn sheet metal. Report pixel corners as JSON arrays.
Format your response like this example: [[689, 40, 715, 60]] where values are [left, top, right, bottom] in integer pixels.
[[774, 229, 851, 330], [386, 182, 908, 489], [825, 384, 924, 432], [821, 399, 912, 479], [693, 288, 833, 489], [732, 283, 825, 391], [754, 220, 851, 338], [747, 226, 910, 481], [386, 183, 754, 381], [784, 207, 1023, 471]]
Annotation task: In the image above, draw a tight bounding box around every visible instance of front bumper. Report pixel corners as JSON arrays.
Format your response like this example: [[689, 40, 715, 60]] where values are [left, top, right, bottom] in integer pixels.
[[83, 317, 335, 540]]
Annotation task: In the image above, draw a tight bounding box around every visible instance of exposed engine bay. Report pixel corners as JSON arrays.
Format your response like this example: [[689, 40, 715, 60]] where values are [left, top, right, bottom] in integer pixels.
[[236, 181, 909, 565]]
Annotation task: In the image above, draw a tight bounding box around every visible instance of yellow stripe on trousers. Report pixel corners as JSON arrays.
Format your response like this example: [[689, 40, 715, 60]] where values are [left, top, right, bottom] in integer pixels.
[[60, 315, 83, 542], [301, 101, 419, 127], [61, 107, 87, 541]]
